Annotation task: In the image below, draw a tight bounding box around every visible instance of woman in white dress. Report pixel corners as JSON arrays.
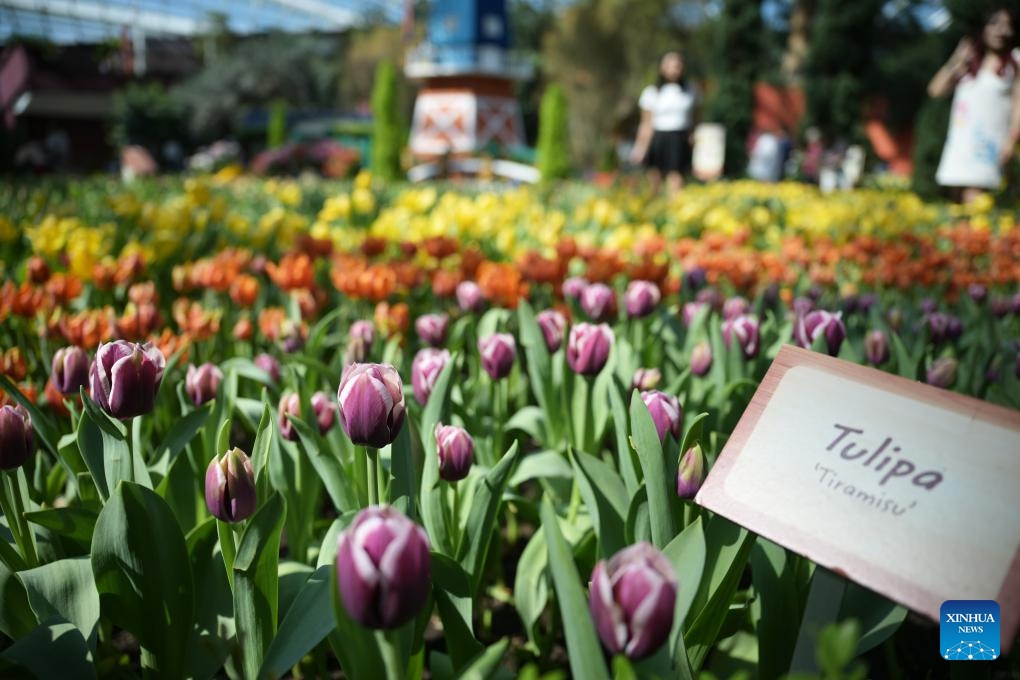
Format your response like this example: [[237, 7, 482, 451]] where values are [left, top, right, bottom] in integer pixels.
[[630, 51, 699, 196], [929, 7, 1020, 203]]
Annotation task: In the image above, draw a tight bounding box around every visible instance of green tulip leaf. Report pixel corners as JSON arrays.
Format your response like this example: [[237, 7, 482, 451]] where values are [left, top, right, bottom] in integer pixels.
[[17, 557, 100, 653], [0, 617, 96, 680], [420, 356, 456, 556], [570, 448, 628, 559], [458, 441, 520, 590], [628, 391, 676, 548], [260, 564, 337, 680]]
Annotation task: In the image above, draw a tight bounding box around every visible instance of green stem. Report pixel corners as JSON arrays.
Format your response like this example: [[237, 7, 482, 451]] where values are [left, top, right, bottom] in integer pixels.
[[3, 470, 37, 568], [366, 447, 378, 506], [491, 380, 504, 465], [448, 482, 461, 553], [566, 477, 581, 523], [377, 629, 405, 680], [9, 471, 37, 567], [0, 473, 27, 567], [217, 519, 238, 590]]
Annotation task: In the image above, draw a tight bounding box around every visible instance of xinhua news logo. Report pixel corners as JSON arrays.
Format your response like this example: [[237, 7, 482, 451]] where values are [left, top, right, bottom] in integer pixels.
[[940, 600, 999, 661]]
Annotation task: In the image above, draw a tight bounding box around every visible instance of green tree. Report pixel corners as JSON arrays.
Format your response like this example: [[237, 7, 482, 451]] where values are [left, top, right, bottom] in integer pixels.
[[110, 82, 185, 151], [371, 61, 403, 181], [536, 84, 571, 180]]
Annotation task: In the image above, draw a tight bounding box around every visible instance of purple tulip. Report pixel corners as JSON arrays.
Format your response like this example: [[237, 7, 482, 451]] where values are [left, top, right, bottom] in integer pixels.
[[567, 323, 614, 376], [478, 333, 516, 380], [89, 340, 166, 419], [186, 362, 223, 406], [456, 281, 485, 312], [690, 341, 712, 376], [0, 404, 33, 470], [581, 283, 616, 322], [695, 287, 722, 310], [349, 320, 375, 347], [435, 423, 474, 482], [1015, 351, 1020, 380], [864, 330, 889, 366], [311, 391, 337, 434], [682, 266, 706, 291], [640, 390, 683, 444], [991, 296, 1012, 319], [51, 346, 90, 396], [792, 296, 815, 318], [924, 313, 952, 345], [926, 357, 957, 389], [536, 309, 567, 353], [722, 296, 750, 321], [919, 298, 938, 315], [625, 281, 661, 319], [562, 276, 588, 300], [280, 319, 305, 353], [204, 447, 256, 523], [795, 310, 846, 356], [1013, 292, 1020, 315], [254, 353, 281, 384], [415, 313, 449, 347], [857, 293, 877, 314], [722, 314, 760, 359], [337, 364, 406, 448], [589, 542, 678, 660], [278, 391, 301, 441], [676, 444, 705, 499], [336, 505, 431, 630], [631, 368, 661, 391], [946, 315, 963, 342], [967, 283, 987, 304], [411, 348, 451, 406], [681, 302, 709, 327]]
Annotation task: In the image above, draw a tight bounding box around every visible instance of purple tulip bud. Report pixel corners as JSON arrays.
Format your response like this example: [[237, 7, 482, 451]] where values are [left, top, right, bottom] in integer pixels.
[[792, 296, 815, 318], [280, 319, 305, 353], [886, 307, 903, 331], [924, 313, 951, 345], [336, 505, 431, 629], [456, 281, 485, 312], [839, 294, 859, 316], [990, 296, 1012, 319], [415, 313, 449, 347], [631, 368, 662, 391], [676, 444, 705, 499], [254, 353, 281, 384], [567, 323, 614, 376], [1015, 351, 1020, 380], [858, 293, 877, 314], [88, 340, 166, 419], [795, 310, 846, 356], [562, 276, 588, 300], [640, 390, 683, 444], [1013, 292, 1020, 315], [919, 298, 938, 315], [683, 266, 706, 291], [946, 315, 963, 342], [478, 333, 516, 380], [0, 404, 33, 470], [581, 283, 616, 322], [625, 281, 661, 319], [681, 302, 709, 327], [204, 447, 256, 523], [926, 357, 957, 389], [311, 391, 337, 434], [411, 348, 451, 406], [337, 363, 406, 448], [762, 283, 781, 309], [349, 320, 375, 347], [536, 309, 567, 353], [722, 314, 760, 360], [722, 296, 750, 321], [278, 391, 301, 441], [690, 341, 712, 376], [186, 362, 223, 406], [864, 330, 889, 366], [968, 283, 987, 304], [806, 285, 823, 301], [51, 346, 90, 396], [986, 367, 1001, 384], [435, 423, 474, 482], [589, 542, 677, 660]]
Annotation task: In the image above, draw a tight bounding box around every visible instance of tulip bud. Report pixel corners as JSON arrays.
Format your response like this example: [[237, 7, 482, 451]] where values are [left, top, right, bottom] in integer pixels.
[[349, 320, 375, 347], [204, 447, 256, 523], [186, 362, 223, 406], [562, 276, 588, 300], [456, 281, 485, 312], [1012, 292, 1020, 315], [919, 298, 937, 315], [0, 404, 33, 470], [696, 287, 722, 310], [254, 353, 281, 384], [625, 281, 661, 319], [886, 307, 903, 331], [51, 346, 90, 396], [681, 301, 709, 327], [864, 330, 889, 366], [792, 296, 815, 318], [690, 341, 712, 376], [415, 313, 449, 347], [926, 357, 957, 389], [924, 313, 950, 345], [1014, 351, 1020, 380], [589, 542, 677, 660], [682, 266, 706, 291], [722, 296, 750, 321], [311, 391, 336, 434], [478, 333, 516, 380], [278, 391, 301, 441], [411, 348, 451, 406], [946, 315, 963, 342], [536, 309, 567, 353], [631, 368, 661, 391], [337, 363, 406, 448], [435, 423, 474, 482], [968, 283, 988, 304], [336, 505, 432, 629], [640, 390, 683, 444], [722, 314, 760, 360], [991, 296, 1012, 319], [676, 444, 705, 499], [88, 340, 166, 419], [857, 293, 877, 314], [567, 323, 614, 376], [794, 310, 846, 356], [580, 283, 616, 322], [280, 319, 306, 353]]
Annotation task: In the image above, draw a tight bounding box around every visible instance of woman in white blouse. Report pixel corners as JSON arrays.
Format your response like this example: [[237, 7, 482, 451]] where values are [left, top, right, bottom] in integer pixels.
[[630, 50, 699, 196]]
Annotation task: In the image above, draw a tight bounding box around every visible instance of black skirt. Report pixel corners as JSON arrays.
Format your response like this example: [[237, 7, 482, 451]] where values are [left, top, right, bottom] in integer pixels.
[[644, 129, 692, 175]]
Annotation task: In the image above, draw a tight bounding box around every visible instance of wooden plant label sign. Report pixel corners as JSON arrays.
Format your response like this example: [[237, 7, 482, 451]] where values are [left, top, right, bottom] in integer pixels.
[[695, 345, 1020, 651]]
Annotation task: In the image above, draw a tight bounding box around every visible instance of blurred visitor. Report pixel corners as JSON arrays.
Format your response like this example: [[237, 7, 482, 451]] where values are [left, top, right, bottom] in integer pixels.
[[801, 127, 824, 183], [120, 145, 158, 182], [747, 129, 783, 182], [630, 50, 699, 196], [928, 6, 1020, 203]]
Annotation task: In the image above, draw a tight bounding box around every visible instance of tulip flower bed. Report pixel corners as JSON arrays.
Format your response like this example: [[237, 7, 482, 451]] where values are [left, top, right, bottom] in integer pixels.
[[0, 174, 1019, 679]]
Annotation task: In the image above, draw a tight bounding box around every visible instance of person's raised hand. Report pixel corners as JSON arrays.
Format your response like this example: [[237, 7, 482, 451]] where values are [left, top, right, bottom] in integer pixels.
[[948, 38, 975, 75]]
